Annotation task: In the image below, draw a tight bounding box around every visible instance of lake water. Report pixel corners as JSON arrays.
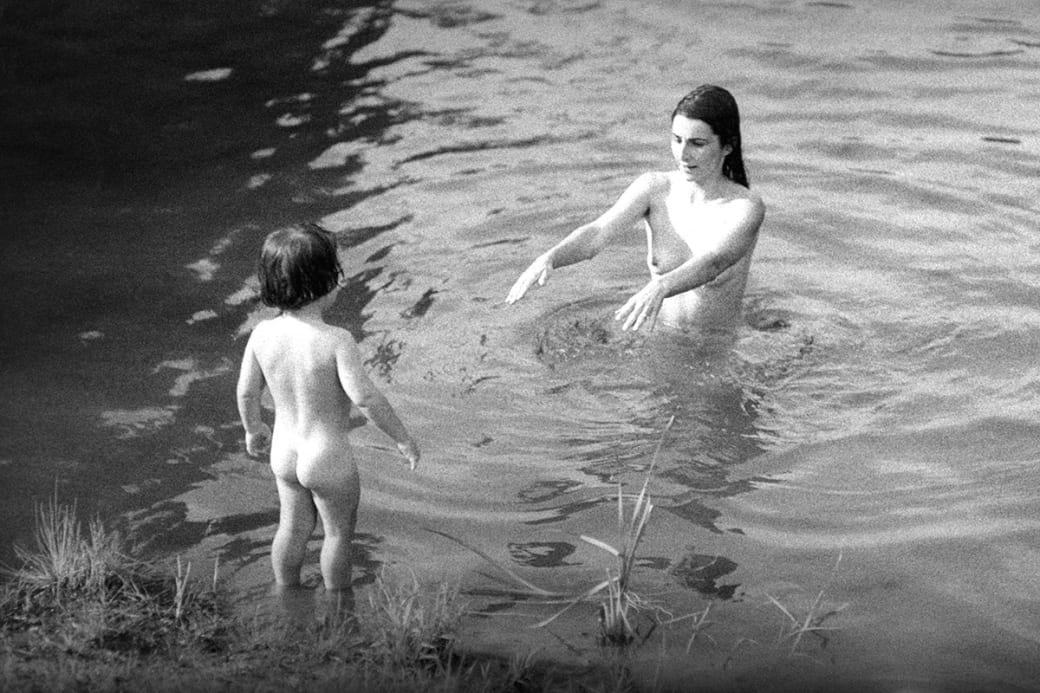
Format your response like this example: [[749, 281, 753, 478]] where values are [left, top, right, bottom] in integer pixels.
[[2, 0, 1040, 690]]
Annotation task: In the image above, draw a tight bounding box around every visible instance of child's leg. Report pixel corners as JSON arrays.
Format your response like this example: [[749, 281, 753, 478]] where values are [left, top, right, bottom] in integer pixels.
[[272, 476, 317, 586], [311, 471, 360, 592]]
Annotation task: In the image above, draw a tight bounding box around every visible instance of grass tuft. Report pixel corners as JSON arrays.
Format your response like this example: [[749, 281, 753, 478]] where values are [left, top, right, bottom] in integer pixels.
[[766, 553, 849, 657], [430, 416, 683, 650], [10, 494, 126, 597], [1, 495, 230, 667], [2, 497, 604, 691], [359, 566, 465, 674]]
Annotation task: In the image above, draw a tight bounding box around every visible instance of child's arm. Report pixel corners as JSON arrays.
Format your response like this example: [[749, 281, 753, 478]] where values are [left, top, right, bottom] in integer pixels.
[[236, 334, 272, 456], [335, 335, 420, 470]]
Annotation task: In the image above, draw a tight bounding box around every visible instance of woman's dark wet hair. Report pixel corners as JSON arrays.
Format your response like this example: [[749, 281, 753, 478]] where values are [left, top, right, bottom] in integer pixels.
[[258, 223, 343, 311], [672, 85, 749, 188]]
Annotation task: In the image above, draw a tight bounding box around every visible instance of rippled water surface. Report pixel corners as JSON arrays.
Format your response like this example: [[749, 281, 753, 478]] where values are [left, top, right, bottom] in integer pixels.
[[2, 0, 1040, 689]]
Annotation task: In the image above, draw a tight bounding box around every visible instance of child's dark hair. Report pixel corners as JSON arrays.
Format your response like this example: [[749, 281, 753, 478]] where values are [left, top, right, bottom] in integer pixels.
[[258, 223, 343, 310]]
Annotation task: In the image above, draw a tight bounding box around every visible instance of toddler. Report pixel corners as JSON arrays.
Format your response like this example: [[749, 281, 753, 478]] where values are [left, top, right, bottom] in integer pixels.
[[237, 223, 420, 607]]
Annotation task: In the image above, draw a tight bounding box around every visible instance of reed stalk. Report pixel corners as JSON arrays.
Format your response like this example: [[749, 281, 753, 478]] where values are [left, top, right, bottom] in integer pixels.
[[430, 416, 676, 649], [766, 553, 848, 657]]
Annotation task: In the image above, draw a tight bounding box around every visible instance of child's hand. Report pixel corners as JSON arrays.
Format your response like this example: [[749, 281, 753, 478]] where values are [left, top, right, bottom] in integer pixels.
[[245, 424, 271, 457], [398, 439, 420, 471]]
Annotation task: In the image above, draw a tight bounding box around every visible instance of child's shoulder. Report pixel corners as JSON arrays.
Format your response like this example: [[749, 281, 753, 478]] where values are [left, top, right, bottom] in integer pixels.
[[295, 320, 358, 351], [248, 320, 359, 366], [248, 317, 279, 338], [318, 322, 357, 342]]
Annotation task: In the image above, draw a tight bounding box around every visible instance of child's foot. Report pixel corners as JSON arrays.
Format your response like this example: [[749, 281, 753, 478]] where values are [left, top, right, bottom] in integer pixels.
[[276, 583, 317, 629], [322, 587, 357, 630]]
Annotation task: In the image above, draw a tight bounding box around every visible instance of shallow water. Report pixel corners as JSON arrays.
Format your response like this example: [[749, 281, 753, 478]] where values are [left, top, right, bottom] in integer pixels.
[[2, 0, 1040, 689]]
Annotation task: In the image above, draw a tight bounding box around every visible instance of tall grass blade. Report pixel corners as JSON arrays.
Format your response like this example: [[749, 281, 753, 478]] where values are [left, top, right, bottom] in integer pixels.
[[424, 528, 565, 598], [579, 535, 620, 557], [533, 578, 612, 629]]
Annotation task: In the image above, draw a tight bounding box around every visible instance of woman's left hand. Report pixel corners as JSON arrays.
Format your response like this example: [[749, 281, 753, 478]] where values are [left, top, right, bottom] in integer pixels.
[[615, 277, 667, 331]]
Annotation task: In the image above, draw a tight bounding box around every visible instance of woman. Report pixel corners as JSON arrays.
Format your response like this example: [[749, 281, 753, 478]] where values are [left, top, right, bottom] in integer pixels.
[[506, 85, 764, 338]]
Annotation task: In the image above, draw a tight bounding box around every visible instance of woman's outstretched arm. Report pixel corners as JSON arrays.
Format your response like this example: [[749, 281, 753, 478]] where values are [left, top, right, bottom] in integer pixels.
[[506, 173, 655, 304]]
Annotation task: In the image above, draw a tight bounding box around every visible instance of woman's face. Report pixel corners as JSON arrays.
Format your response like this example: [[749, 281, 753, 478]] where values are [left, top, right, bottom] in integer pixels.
[[670, 115, 731, 183]]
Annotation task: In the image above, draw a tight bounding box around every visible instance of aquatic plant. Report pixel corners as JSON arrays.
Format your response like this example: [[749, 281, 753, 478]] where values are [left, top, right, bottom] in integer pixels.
[[671, 601, 715, 653], [766, 554, 848, 657], [430, 416, 678, 648], [569, 462, 658, 646]]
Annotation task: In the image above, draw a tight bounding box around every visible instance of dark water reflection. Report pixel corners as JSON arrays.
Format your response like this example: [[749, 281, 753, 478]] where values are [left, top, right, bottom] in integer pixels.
[[0, 0, 405, 566]]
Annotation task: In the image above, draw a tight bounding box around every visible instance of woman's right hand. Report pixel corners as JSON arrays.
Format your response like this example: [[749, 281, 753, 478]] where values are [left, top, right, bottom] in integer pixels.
[[506, 253, 553, 304]]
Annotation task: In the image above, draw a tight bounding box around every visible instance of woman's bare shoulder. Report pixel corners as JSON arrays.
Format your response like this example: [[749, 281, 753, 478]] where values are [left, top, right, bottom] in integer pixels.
[[723, 185, 765, 233], [723, 181, 764, 213], [637, 170, 673, 188], [629, 171, 673, 201]]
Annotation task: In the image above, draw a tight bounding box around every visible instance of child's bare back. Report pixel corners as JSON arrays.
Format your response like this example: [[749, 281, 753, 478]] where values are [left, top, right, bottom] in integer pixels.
[[247, 315, 363, 491]]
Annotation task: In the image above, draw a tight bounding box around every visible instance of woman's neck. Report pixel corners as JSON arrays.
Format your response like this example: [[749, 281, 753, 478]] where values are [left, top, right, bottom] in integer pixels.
[[676, 173, 730, 202]]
